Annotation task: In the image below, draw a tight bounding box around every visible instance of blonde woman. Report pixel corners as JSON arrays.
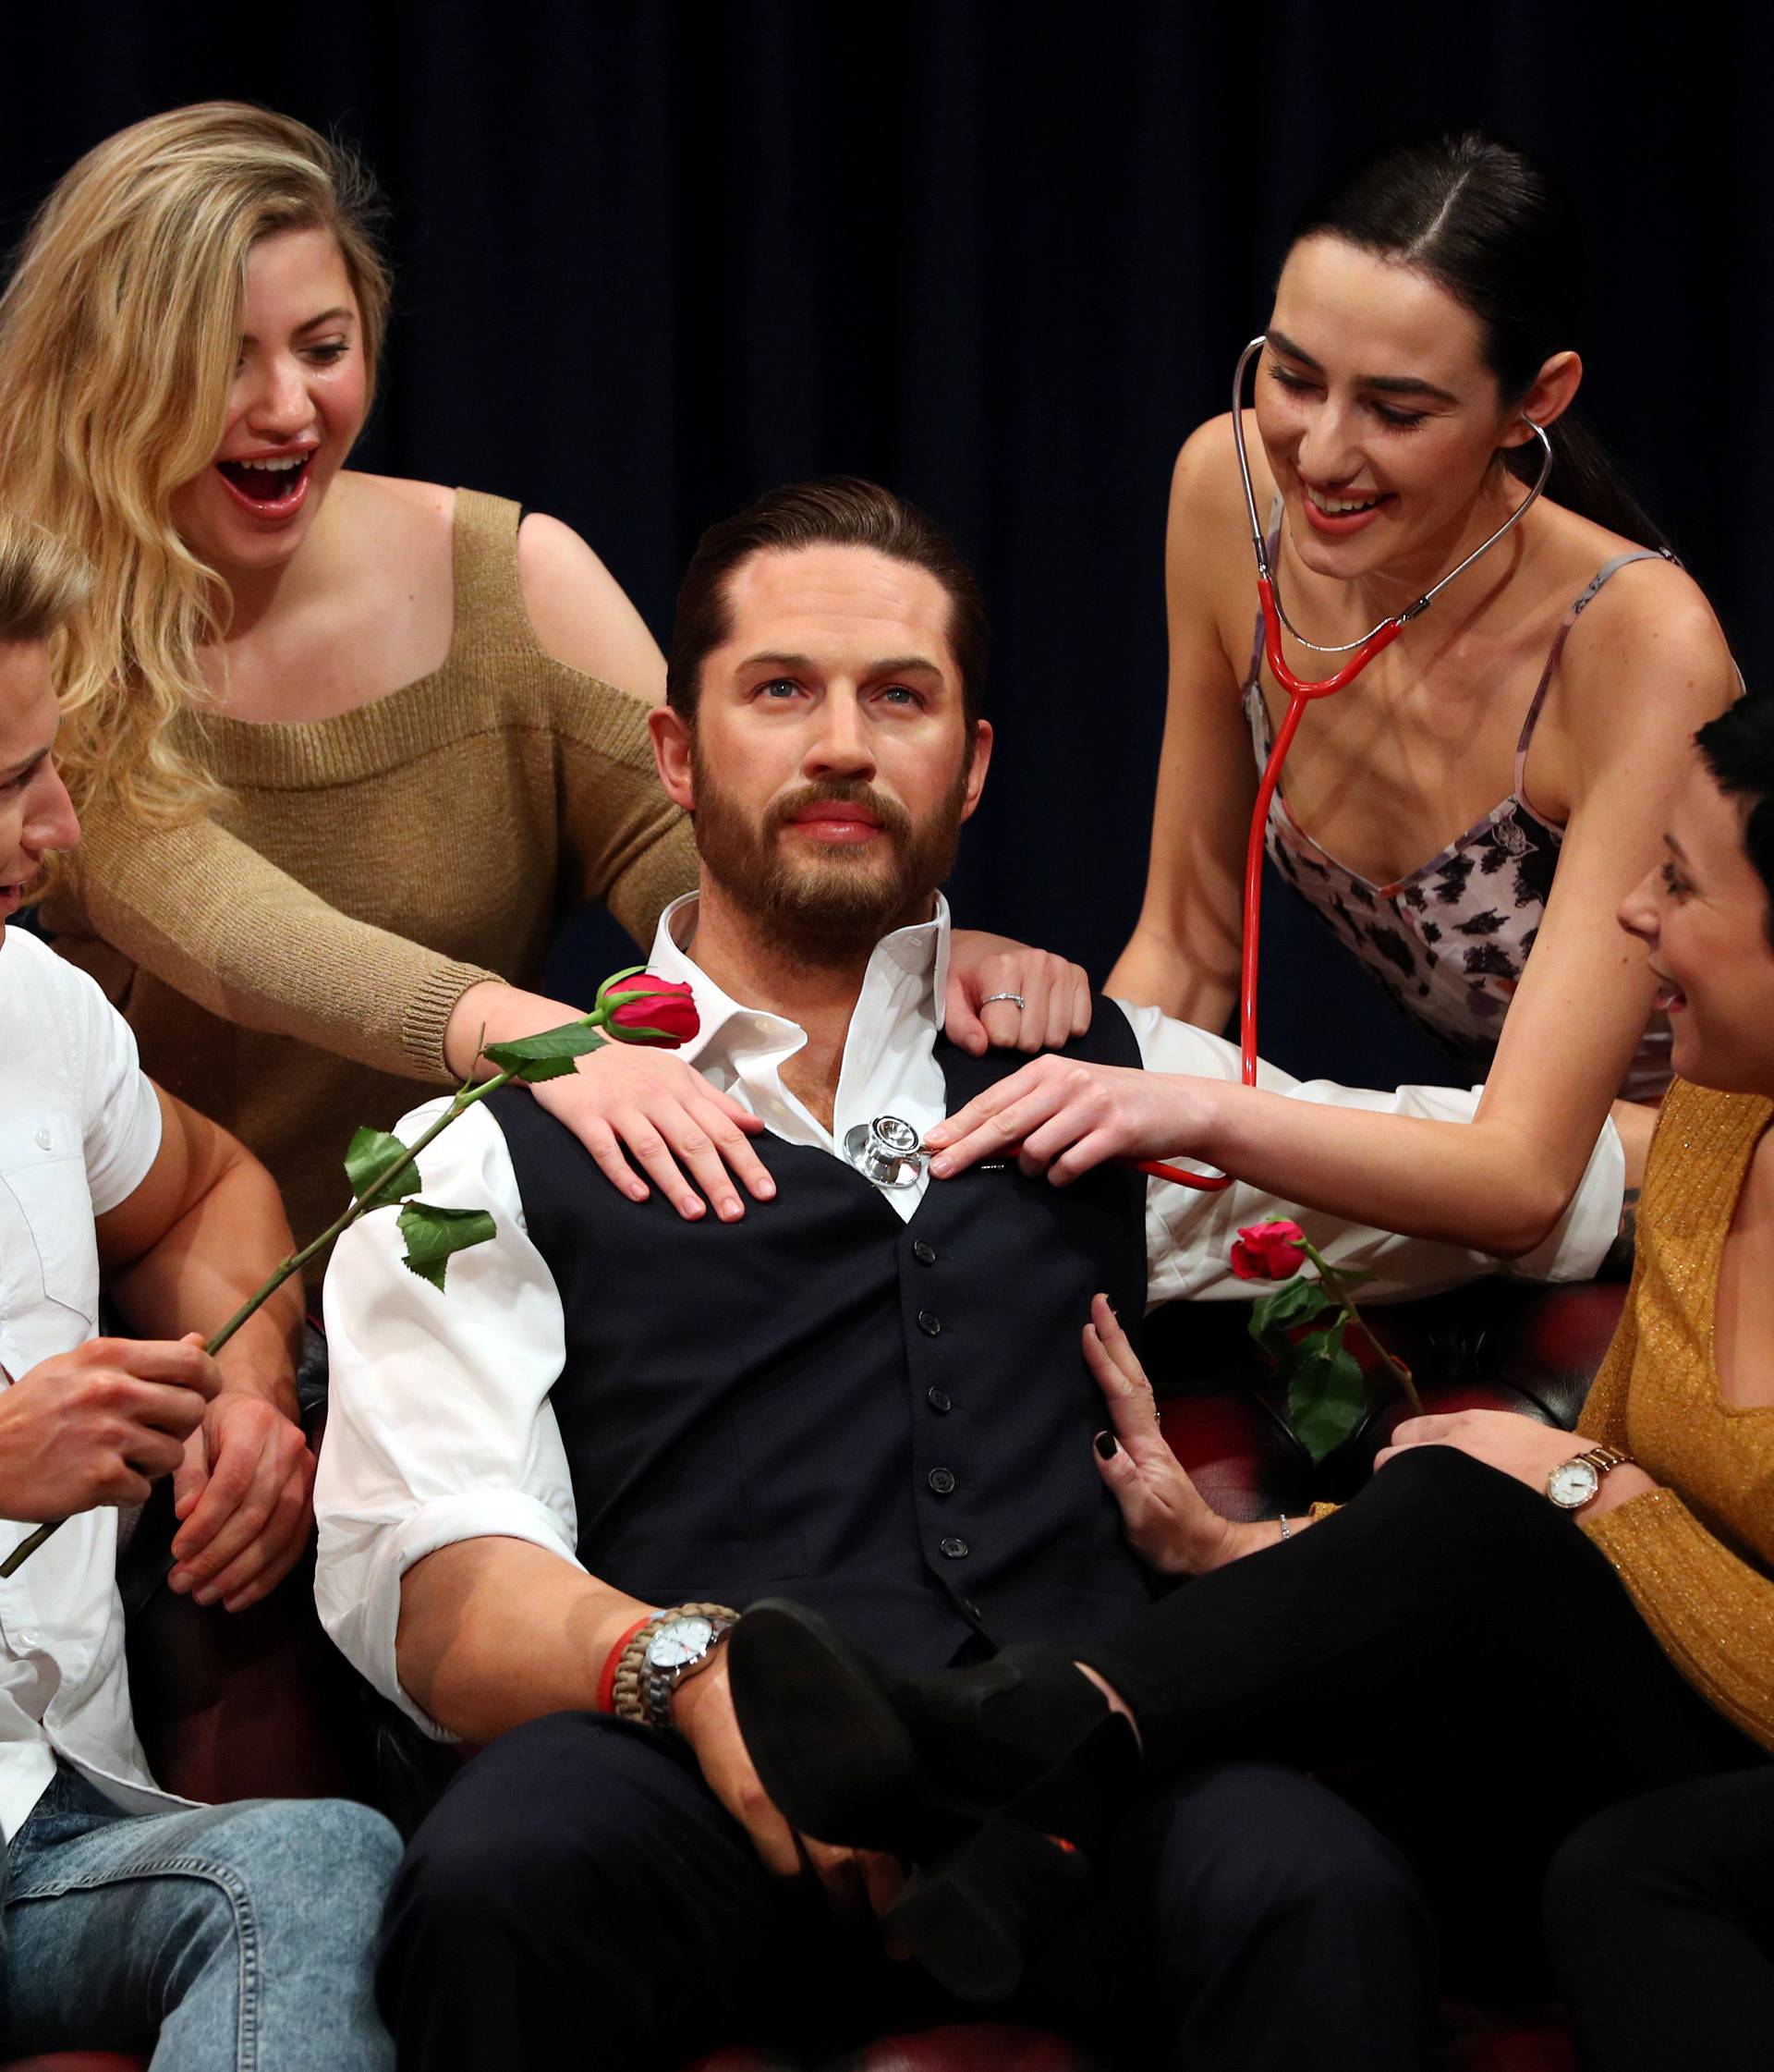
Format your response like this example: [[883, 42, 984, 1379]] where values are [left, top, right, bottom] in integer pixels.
[[0, 104, 1082, 1269]]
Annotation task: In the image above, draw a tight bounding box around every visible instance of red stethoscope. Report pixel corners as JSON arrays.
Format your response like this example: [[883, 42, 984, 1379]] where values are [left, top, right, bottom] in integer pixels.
[[1139, 335, 1556, 1190]]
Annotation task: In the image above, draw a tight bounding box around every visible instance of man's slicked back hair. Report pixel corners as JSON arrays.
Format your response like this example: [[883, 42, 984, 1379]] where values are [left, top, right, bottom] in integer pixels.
[[665, 477, 989, 725]]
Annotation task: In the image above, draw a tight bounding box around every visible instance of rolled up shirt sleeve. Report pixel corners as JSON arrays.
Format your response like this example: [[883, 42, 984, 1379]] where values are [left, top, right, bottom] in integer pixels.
[[1120, 1001, 1624, 1307], [315, 1097, 580, 1737]]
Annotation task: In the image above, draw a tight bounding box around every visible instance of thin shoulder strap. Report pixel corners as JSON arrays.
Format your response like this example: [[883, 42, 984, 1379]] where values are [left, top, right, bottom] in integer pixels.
[[1513, 548, 1673, 789]]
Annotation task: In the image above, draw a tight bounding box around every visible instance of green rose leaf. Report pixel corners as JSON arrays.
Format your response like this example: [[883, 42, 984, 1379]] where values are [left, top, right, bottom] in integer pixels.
[[1287, 1339, 1371, 1463], [397, 1201, 498, 1293], [1247, 1274, 1332, 1356], [345, 1127, 424, 1208], [482, 1022, 607, 1083]]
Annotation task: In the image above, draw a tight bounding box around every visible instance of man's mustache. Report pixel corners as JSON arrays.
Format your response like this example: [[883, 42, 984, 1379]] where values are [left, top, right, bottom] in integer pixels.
[[766, 781, 914, 843]]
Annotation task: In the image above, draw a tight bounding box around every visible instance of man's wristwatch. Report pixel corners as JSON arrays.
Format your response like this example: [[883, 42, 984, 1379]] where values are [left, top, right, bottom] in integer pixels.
[[1545, 1444, 1632, 1512], [611, 1603, 738, 1731]]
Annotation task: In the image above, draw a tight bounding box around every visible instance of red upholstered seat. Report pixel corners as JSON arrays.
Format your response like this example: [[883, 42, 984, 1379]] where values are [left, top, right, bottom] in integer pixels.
[[685, 2027, 1103, 2070], [0, 2057, 146, 2072], [0, 1280, 1622, 2071]]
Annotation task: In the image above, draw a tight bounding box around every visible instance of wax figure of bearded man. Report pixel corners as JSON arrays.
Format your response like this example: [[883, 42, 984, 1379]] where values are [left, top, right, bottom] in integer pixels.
[[314, 477, 1623, 2072]]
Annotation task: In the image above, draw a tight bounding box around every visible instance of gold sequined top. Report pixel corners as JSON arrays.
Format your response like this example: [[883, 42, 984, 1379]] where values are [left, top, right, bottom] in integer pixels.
[[1576, 1077, 1774, 1754]]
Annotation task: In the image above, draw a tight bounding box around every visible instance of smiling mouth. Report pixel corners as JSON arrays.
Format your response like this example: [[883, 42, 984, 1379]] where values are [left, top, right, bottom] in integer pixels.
[[215, 454, 313, 509], [1304, 486, 1391, 516], [1648, 969, 1687, 1013]]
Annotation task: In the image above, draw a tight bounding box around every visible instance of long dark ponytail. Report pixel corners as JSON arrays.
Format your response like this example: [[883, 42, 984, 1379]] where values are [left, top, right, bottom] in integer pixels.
[[1291, 128, 1670, 555]]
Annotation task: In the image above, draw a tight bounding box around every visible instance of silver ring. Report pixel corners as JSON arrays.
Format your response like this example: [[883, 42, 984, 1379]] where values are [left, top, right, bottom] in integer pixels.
[[980, 992, 1027, 1010]]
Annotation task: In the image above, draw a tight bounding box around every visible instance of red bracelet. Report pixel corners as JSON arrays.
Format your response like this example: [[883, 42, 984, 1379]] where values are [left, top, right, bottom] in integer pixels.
[[596, 1615, 653, 1714]]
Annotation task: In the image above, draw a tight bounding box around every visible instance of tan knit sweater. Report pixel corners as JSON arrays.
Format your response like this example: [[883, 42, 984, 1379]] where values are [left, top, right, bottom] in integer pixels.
[[1577, 1077, 1774, 1754], [44, 489, 697, 1278]]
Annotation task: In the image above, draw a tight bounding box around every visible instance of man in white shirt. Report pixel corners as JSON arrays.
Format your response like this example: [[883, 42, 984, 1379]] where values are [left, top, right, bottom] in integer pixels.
[[0, 519, 397, 2068], [320, 479, 1619, 2071]]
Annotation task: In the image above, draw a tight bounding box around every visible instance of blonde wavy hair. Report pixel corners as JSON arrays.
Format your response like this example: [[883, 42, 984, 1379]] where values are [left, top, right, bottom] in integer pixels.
[[0, 514, 91, 648], [0, 101, 391, 829]]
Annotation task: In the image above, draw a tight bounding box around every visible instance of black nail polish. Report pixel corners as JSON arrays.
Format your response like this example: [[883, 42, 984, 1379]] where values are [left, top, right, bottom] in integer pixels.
[[1094, 1430, 1118, 1459]]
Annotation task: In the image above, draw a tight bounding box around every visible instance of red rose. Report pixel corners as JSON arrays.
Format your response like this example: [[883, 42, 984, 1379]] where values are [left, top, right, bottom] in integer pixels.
[[600, 975, 699, 1048], [1230, 1218, 1307, 1282]]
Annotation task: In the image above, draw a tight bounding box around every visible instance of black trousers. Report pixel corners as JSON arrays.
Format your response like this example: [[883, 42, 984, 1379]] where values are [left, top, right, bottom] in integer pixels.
[[377, 1714, 1435, 2072], [1083, 1445, 1766, 1994], [1544, 1767, 1774, 2071]]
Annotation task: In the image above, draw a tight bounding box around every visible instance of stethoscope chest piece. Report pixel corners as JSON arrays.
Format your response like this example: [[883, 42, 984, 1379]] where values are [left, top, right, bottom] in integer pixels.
[[844, 1114, 927, 1190]]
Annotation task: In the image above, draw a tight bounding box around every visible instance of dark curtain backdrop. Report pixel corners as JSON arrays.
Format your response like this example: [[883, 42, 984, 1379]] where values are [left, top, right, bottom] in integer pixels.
[[2, 2, 1760, 1089]]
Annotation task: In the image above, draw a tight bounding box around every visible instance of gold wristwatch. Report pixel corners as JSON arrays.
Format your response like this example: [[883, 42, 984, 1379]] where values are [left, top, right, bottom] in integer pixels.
[[1545, 1444, 1631, 1513]]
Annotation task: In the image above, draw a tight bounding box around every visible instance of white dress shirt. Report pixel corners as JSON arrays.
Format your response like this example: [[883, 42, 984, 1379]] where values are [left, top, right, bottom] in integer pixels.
[[316, 894, 1622, 1733], [0, 927, 180, 1841]]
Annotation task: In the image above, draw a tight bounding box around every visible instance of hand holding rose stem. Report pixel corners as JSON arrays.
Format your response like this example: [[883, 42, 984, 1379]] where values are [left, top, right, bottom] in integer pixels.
[[0, 969, 699, 1579]]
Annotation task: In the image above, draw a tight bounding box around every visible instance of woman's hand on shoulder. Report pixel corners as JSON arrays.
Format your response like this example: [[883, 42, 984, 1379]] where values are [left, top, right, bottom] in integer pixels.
[[944, 931, 1091, 1055], [529, 1043, 775, 1222], [517, 512, 667, 703], [446, 979, 772, 1221], [1084, 1294, 1260, 1574]]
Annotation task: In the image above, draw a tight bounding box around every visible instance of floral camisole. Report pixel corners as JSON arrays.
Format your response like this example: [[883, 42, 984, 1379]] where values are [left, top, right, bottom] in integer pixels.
[[1242, 543, 1674, 1102]]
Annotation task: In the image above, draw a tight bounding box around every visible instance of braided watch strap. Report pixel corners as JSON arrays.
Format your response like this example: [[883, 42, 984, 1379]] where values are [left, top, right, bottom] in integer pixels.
[[610, 1603, 738, 1728]]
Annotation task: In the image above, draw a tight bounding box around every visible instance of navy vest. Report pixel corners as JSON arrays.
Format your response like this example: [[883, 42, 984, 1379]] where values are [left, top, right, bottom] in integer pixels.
[[488, 1001, 1159, 1669]]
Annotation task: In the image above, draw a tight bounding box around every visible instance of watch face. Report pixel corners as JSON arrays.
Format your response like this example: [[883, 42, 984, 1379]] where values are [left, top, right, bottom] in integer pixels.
[[1548, 1459, 1600, 1509], [647, 1615, 714, 1670]]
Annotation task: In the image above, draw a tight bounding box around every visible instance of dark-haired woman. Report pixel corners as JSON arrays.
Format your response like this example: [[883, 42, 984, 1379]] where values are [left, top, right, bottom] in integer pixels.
[[1100, 128, 1733, 1258], [732, 695, 1774, 2059]]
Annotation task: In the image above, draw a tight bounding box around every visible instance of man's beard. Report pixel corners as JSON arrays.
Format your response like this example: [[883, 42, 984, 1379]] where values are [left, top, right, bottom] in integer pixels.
[[689, 747, 970, 965]]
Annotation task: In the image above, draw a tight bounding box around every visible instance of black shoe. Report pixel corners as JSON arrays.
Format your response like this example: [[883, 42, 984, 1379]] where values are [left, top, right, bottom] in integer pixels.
[[727, 1599, 1139, 2001]]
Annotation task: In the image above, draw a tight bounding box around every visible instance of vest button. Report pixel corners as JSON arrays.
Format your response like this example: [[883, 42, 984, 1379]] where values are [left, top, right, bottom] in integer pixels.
[[928, 1467, 956, 1495], [940, 1536, 969, 1559], [912, 1239, 937, 1266], [926, 1386, 953, 1414], [917, 1310, 942, 1336]]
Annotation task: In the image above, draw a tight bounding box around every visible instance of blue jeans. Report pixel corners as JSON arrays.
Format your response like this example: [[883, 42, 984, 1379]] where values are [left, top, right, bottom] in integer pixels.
[[1, 1762, 398, 2069]]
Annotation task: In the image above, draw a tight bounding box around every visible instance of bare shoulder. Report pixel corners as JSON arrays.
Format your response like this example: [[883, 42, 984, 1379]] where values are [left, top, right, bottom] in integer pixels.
[[1170, 411, 1270, 530], [516, 513, 666, 703], [1553, 523, 1735, 742], [337, 470, 456, 542], [1166, 411, 1266, 616]]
